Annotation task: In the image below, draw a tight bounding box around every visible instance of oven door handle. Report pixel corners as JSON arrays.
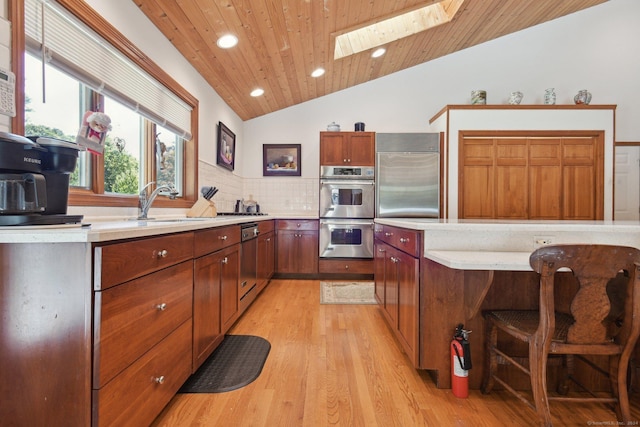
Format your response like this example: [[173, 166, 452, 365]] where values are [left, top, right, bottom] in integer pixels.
[[320, 180, 374, 186], [320, 219, 374, 227]]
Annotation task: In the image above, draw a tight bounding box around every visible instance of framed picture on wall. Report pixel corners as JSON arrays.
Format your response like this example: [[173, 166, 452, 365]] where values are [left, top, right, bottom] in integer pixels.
[[263, 144, 301, 176], [217, 121, 236, 171]]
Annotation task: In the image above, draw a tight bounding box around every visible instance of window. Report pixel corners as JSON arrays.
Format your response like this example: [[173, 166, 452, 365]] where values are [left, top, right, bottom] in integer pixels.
[[15, 0, 198, 207]]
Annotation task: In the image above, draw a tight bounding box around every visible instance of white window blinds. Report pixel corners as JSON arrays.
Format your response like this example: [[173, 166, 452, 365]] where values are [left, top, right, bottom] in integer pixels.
[[24, 0, 193, 140]]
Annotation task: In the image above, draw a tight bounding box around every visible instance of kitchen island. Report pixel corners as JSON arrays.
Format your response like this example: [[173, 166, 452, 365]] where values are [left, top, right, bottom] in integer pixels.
[[374, 218, 640, 389], [0, 215, 276, 427]]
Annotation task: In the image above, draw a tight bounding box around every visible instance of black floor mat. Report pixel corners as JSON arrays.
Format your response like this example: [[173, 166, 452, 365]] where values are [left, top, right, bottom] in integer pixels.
[[179, 335, 271, 393]]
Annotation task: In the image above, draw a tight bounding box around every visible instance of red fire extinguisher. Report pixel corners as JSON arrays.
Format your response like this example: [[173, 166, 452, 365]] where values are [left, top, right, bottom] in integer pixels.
[[451, 323, 472, 398]]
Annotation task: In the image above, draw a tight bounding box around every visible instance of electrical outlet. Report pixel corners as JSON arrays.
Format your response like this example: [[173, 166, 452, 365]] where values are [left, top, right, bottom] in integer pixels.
[[533, 236, 553, 248]]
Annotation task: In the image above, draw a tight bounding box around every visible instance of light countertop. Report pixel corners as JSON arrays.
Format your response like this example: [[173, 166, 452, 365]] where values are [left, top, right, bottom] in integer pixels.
[[424, 250, 532, 271], [376, 218, 640, 270]]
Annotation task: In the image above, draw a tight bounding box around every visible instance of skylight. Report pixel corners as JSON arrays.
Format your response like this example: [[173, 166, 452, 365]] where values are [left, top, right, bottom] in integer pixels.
[[333, 0, 464, 60]]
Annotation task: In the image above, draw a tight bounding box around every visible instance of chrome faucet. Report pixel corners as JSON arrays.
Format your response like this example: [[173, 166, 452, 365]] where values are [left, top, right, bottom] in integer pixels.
[[138, 181, 178, 220]]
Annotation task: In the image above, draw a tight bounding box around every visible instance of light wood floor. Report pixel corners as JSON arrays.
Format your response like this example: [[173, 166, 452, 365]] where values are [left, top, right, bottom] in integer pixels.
[[152, 279, 640, 426]]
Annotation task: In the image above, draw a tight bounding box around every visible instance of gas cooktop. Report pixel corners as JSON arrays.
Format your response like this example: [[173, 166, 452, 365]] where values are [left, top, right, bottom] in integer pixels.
[[217, 212, 268, 216]]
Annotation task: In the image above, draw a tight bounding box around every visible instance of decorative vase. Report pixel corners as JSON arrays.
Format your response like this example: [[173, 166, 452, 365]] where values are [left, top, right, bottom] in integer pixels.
[[471, 90, 486, 105], [508, 91, 523, 105], [574, 89, 592, 105], [544, 88, 556, 105]]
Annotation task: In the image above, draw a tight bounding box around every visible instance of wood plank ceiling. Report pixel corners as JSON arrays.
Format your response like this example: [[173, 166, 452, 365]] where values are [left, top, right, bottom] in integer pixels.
[[132, 0, 607, 121]]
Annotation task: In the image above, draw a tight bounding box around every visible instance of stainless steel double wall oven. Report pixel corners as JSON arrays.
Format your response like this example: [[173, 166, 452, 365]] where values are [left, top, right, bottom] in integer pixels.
[[319, 165, 374, 259]]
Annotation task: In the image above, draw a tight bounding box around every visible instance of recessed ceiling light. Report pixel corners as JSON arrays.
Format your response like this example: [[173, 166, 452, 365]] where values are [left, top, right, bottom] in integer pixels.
[[250, 88, 264, 97], [311, 68, 325, 78], [371, 48, 386, 58], [216, 34, 238, 49]]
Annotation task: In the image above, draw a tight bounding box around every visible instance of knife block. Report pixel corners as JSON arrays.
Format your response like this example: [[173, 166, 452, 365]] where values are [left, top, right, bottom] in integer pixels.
[[186, 198, 217, 218]]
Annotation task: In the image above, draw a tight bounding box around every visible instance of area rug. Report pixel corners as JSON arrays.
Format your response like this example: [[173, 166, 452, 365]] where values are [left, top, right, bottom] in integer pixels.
[[320, 281, 376, 305], [179, 335, 270, 393]]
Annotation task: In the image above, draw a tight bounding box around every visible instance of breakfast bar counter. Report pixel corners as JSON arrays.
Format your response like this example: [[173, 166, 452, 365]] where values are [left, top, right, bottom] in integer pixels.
[[373, 218, 640, 389]]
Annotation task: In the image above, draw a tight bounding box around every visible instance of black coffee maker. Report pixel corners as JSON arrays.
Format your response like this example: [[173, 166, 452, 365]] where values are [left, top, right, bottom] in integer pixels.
[[0, 132, 84, 226]]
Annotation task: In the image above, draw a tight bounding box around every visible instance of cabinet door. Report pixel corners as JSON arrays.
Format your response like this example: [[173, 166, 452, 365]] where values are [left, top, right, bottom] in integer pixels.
[[257, 231, 275, 292], [460, 133, 604, 220], [320, 132, 347, 165], [384, 247, 399, 327], [460, 138, 495, 218], [220, 245, 241, 333], [374, 241, 386, 305], [276, 229, 318, 274], [396, 249, 419, 366], [193, 252, 223, 370], [276, 230, 298, 273], [495, 139, 528, 219], [297, 231, 319, 274], [348, 132, 375, 166], [529, 139, 562, 219]]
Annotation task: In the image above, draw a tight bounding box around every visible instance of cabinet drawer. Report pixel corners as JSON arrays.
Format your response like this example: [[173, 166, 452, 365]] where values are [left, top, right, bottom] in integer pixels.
[[258, 219, 274, 234], [319, 259, 373, 274], [374, 225, 421, 258], [374, 224, 392, 245], [93, 261, 193, 388], [394, 228, 421, 258], [194, 225, 240, 257], [95, 232, 194, 290], [277, 219, 318, 231], [93, 320, 192, 427]]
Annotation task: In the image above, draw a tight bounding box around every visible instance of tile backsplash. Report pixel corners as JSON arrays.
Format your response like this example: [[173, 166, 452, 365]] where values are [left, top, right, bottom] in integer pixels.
[[199, 160, 318, 215]]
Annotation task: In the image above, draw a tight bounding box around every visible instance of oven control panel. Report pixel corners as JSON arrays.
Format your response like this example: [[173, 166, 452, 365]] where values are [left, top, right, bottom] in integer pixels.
[[320, 165, 374, 179]]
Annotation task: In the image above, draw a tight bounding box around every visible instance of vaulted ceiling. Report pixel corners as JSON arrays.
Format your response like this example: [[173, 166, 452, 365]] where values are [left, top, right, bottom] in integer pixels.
[[132, 0, 607, 121]]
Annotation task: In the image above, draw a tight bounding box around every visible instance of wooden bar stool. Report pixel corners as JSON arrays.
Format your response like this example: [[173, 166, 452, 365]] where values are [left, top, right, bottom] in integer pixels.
[[481, 244, 640, 427]]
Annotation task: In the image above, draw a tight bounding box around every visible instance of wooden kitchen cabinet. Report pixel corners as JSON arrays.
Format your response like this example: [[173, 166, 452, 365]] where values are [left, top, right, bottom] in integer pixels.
[[319, 131, 375, 166], [276, 219, 318, 275], [193, 225, 241, 370], [93, 232, 195, 427], [459, 132, 604, 220], [374, 224, 420, 366], [257, 220, 275, 293]]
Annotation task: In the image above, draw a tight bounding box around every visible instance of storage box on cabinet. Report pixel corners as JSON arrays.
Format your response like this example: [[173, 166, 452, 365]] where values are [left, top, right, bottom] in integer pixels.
[[95, 233, 194, 290]]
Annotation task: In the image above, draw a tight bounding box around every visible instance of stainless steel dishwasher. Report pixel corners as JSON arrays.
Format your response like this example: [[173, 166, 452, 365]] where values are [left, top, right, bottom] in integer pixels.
[[239, 222, 259, 305]]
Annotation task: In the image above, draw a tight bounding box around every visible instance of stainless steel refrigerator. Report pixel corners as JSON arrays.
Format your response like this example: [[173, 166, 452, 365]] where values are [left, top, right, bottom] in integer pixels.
[[375, 133, 440, 218]]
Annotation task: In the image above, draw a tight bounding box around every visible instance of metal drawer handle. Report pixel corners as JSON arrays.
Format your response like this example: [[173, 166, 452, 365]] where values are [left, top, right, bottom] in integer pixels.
[[344, 265, 349, 270], [156, 303, 167, 311], [378, 248, 385, 252], [219, 235, 228, 240], [154, 376, 165, 384], [385, 232, 393, 237], [391, 256, 399, 263], [399, 238, 409, 243], [157, 249, 168, 258], [222, 257, 228, 264]]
